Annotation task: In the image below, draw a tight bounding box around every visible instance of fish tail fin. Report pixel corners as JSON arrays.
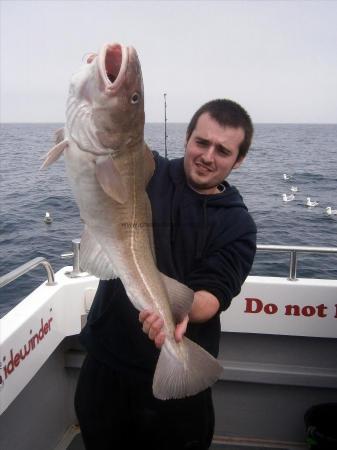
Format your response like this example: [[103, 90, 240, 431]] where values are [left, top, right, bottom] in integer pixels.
[[152, 337, 223, 400]]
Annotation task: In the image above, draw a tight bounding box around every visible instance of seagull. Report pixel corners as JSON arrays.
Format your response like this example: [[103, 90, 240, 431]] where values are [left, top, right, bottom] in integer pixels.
[[282, 193, 295, 202], [306, 197, 319, 207], [290, 186, 298, 192], [44, 211, 53, 224], [325, 207, 337, 215], [283, 173, 291, 181]]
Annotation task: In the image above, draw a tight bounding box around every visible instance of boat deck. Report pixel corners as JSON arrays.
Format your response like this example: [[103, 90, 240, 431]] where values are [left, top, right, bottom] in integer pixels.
[[66, 432, 307, 450], [66, 433, 306, 450], [59, 421, 308, 450]]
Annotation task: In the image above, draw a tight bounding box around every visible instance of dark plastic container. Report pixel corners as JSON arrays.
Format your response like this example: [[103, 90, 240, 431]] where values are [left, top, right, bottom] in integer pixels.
[[304, 403, 337, 450]]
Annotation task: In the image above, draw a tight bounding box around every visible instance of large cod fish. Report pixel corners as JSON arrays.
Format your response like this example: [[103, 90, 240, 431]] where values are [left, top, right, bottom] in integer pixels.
[[42, 42, 222, 399]]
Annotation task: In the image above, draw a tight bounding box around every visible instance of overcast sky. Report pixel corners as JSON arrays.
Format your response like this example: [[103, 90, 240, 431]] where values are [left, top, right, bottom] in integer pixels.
[[1, 0, 337, 123]]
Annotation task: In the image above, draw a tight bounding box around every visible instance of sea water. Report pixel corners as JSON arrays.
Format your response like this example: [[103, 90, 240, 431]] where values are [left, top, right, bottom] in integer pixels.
[[1, 123, 337, 317]]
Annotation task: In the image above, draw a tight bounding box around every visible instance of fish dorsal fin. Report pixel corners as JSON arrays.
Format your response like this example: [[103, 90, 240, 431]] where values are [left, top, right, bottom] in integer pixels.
[[40, 139, 69, 170], [160, 273, 194, 323], [95, 155, 128, 204], [143, 144, 155, 186], [55, 128, 65, 144], [80, 226, 117, 279]]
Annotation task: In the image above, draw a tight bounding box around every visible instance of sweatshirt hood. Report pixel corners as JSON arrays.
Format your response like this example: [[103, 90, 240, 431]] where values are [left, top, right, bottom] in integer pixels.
[[166, 156, 248, 259]]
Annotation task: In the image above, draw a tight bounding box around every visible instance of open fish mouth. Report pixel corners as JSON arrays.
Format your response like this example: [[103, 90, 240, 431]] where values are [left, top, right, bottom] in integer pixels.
[[99, 43, 128, 93]]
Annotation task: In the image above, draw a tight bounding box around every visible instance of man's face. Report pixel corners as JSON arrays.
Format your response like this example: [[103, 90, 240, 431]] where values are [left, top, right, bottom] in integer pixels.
[[184, 113, 245, 195]]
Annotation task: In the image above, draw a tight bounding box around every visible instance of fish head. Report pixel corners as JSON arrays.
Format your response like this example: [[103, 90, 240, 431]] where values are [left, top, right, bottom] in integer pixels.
[[68, 43, 145, 151]]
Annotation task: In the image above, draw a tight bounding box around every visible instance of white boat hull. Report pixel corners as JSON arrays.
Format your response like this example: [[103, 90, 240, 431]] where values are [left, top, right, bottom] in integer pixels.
[[1, 268, 337, 449]]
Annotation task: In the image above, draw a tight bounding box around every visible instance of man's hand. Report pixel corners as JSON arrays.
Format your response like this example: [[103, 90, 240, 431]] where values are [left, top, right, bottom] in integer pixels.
[[139, 291, 219, 349], [139, 311, 189, 349]]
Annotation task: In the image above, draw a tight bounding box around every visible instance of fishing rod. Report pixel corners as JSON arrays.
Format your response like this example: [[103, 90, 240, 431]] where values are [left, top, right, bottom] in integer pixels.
[[164, 93, 168, 158]]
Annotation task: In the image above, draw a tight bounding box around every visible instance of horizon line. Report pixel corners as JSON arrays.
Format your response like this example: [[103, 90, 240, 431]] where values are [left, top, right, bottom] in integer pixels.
[[1, 121, 337, 125]]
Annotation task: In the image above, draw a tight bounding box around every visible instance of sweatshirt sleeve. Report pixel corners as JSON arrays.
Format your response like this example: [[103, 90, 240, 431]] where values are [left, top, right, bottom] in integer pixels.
[[185, 219, 257, 312]]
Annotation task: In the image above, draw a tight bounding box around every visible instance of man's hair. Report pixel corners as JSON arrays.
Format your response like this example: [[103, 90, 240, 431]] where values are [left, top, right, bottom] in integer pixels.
[[186, 99, 254, 159]]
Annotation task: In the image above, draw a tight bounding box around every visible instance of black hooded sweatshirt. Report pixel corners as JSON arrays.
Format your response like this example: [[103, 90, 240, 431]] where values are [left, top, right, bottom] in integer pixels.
[[80, 152, 257, 379]]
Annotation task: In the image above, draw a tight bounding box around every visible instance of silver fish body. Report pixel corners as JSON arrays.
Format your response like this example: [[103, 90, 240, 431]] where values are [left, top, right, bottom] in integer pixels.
[[42, 42, 222, 399]]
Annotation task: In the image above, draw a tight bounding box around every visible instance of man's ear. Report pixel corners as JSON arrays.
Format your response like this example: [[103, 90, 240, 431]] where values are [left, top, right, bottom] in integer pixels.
[[184, 136, 188, 151], [233, 156, 245, 169]]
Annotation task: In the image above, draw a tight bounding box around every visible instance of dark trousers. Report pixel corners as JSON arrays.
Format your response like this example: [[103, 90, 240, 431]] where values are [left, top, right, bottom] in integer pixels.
[[74, 354, 215, 450]]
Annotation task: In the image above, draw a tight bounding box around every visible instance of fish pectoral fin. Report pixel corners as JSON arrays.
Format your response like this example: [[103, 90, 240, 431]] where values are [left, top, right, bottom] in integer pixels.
[[80, 227, 117, 279], [152, 338, 223, 400], [160, 273, 194, 323], [40, 140, 69, 170], [95, 155, 128, 204], [143, 144, 155, 185]]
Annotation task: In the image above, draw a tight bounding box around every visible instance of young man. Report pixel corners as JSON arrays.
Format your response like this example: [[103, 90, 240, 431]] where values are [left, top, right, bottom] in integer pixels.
[[75, 99, 257, 450]]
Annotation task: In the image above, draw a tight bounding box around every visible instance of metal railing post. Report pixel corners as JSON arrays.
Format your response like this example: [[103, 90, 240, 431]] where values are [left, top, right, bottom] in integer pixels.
[[61, 238, 88, 278], [289, 250, 298, 281]]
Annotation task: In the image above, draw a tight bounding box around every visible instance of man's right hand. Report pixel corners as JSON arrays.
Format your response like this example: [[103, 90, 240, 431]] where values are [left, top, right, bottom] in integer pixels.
[[139, 311, 165, 349], [139, 310, 189, 349]]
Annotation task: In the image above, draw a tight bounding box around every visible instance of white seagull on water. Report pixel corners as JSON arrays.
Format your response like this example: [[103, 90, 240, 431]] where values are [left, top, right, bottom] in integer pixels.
[[306, 197, 319, 207], [325, 207, 337, 215], [44, 211, 53, 224], [290, 186, 298, 192], [283, 173, 291, 181], [282, 193, 295, 202]]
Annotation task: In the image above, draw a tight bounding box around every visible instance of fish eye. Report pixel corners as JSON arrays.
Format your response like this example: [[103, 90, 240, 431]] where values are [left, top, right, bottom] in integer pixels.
[[131, 93, 140, 104]]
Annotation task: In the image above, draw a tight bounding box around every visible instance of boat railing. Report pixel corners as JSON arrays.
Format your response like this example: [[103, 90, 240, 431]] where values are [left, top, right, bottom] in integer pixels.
[[0, 257, 56, 289], [257, 244, 337, 281], [1, 243, 337, 290]]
